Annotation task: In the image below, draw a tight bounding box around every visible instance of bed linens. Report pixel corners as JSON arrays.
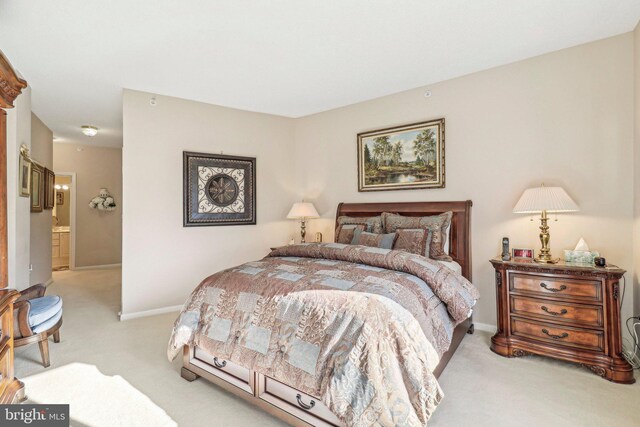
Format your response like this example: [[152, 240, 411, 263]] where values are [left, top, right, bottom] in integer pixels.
[[168, 243, 479, 426], [436, 259, 463, 275], [383, 211, 453, 261]]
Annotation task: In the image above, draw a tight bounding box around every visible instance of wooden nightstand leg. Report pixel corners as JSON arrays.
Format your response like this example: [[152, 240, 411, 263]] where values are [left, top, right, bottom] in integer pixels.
[[490, 335, 512, 357], [587, 357, 635, 384], [181, 367, 200, 382]]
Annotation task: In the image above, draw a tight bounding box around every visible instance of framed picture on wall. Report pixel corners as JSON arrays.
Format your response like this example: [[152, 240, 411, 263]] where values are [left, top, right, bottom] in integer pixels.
[[30, 163, 44, 212], [56, 191, 64, 206], [357, 118, 445, 192], [183, 151, 256, 227], [19, 152, 31, 197], [44, 168, 55, 210]]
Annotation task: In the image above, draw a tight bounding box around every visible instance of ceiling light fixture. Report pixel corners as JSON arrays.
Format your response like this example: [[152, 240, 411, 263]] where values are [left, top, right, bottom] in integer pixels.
[[54, 185, 61, 190], [81, 125, 98, 137]]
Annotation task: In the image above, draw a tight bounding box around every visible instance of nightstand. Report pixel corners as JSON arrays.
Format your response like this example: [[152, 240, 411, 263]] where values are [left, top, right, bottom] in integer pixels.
[[490, 259, 634, 384]]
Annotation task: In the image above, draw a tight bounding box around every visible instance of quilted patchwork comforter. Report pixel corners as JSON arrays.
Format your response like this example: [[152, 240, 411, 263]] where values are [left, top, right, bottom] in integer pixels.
[[168, 243, 479, 426]]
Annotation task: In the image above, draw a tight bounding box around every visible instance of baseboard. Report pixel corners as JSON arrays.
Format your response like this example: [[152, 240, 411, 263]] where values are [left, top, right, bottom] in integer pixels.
[[73, 263, 122, 271], [44, 278, 54, 287], [473, 322, 497, 333], [119, 304, 183, 321]]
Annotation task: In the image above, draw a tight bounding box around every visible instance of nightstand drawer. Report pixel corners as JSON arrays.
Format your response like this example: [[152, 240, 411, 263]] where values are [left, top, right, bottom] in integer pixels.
[[511, 317, 604, 352], [510, 273, 601, 302], [510, 295, 603, 328]]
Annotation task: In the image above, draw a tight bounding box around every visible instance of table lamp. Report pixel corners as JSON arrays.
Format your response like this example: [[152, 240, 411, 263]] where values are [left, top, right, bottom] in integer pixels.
[[513, 184, 579, 263], [287, 201, 319, 243]]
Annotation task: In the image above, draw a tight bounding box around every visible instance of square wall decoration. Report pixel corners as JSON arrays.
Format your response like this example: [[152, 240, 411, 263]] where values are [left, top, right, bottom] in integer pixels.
[[183, 151, 256, 227]]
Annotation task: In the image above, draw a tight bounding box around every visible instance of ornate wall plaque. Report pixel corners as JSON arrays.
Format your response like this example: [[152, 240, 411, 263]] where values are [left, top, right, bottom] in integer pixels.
[[183, 151, 256, 226]]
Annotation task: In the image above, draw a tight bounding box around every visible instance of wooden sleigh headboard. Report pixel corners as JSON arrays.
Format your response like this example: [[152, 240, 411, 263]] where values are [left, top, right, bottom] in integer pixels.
[[335, 200, 473, 281]]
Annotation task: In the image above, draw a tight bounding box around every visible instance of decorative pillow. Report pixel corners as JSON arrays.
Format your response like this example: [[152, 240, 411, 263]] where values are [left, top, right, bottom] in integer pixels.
[[351, 229, 397, 249], [335, 224, 366, 244], [382, 211, 453, 261], [336, 215, 383, 234], [393, 229, 430, 256]]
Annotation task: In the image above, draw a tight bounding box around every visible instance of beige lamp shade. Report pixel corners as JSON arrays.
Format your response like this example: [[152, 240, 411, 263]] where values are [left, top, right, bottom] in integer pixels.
[[513, 185, 579, 214], [287, 202, 319, 219]]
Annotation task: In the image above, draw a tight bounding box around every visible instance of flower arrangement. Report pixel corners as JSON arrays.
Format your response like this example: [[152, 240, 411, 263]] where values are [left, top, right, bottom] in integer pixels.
[[89, 188, 116, 211]]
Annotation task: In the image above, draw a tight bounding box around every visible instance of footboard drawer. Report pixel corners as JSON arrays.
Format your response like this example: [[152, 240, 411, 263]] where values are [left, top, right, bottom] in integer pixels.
[[192, 347, 252, 394], [257, 375, 342, 426]]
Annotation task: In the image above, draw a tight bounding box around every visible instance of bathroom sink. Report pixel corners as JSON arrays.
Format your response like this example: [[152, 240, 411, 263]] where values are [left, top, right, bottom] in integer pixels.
[[52, 226, 70, 233]]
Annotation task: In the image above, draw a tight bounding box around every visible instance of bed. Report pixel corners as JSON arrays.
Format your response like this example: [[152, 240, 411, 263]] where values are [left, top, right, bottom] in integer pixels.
[[170, 200, 476, 426]]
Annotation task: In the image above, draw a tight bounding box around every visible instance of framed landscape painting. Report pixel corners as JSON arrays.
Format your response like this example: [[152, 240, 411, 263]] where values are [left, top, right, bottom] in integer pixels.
[[357, 118, 445, 192], [183, 151, 256, 227]]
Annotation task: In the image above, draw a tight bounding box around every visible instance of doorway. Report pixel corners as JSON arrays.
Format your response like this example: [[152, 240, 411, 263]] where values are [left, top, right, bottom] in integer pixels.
[[52, 173, 76, 271]]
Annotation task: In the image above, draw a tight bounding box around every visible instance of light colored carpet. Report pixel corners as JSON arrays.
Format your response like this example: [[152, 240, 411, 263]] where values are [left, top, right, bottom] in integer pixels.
[[15, 268, 639, 426], [24, 362, 177, 427]]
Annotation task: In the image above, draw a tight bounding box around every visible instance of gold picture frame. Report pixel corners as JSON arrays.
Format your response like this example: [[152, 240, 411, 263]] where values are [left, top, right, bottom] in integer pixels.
[[30, 163, 44, 212], [357, 118, 445, 192], [19, 152, 31, 197], [44, 168, 55, 209]]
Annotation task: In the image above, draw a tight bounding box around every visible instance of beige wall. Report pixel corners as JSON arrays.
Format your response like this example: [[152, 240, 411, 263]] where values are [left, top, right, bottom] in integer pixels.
[[121, 90, 297, 316], [29, 113, 53, 285], [294, 34, 635, 328], [53, 144, 122, 267], [6, 86, 31, 290], [121, 34, 637, 325], [635, 21, 640, 317]]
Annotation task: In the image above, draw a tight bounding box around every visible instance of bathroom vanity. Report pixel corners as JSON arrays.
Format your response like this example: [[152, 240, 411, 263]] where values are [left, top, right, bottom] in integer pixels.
[[52, 227, 70, 269]]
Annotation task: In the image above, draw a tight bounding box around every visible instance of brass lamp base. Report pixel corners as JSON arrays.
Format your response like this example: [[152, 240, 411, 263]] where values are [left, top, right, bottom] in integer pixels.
[[300, 219, 307, 243], [534, 210, 558, 264], [534, 256, 560, 264]]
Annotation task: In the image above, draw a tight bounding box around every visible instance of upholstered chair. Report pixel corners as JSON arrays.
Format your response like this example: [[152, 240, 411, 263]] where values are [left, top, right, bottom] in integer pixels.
[[13, 284, 63, 367]]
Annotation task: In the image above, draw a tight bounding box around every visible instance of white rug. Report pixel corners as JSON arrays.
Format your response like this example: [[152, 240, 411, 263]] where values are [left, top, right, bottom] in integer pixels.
[[23, 363, 177, 427]]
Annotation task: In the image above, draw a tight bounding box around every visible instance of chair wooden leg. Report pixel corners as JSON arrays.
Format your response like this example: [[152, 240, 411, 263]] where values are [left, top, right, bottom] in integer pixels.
[[38, 338, 50, 368], [52, 330, 60, 343]]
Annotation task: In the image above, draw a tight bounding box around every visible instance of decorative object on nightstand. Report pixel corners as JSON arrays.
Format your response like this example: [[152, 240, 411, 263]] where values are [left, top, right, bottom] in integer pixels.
[[564, 237, 599, 265], [512, 248, 534, 261], [490, 258, 634, 383], [287, 201, 319, 243], [501, 237, 511, 261], [513, 184, 579, 263], [315, 232, 323, 243]]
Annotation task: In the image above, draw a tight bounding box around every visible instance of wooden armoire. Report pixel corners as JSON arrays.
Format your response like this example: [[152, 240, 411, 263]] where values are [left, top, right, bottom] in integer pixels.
[[0, 49, 28, 403]]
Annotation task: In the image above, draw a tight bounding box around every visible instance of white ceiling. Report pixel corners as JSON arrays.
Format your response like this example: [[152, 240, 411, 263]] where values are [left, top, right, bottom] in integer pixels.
[[1, 0, 639, 148]]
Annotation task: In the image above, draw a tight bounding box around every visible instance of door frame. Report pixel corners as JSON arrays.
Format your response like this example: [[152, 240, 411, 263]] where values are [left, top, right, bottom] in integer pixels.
[[54, 172, 76, 270]]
